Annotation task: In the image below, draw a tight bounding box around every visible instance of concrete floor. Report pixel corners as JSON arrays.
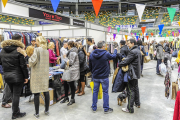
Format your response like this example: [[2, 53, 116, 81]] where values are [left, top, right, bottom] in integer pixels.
[[0, 60, 176, 120]]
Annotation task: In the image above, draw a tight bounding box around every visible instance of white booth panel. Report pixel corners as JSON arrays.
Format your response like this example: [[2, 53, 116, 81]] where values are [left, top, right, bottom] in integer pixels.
[[74, 29, 86, 37], [0, 23, 10, 29], [48, 31, 59, 37], [91, 24, 104, 31], [43, 25, 69, 30], [2, 3, 29, 17], [32, 26, 43, 31], [11, 25, 31, 30], [70, 26, 79, 29], [89, 30, 105, 43], [60, 30, 73, 37], [41, 31, 47, 36], [87, 23, 91, 28]]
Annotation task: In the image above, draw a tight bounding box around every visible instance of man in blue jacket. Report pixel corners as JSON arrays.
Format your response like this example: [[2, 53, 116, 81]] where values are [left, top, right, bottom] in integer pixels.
[[89, 41, 117, 114]]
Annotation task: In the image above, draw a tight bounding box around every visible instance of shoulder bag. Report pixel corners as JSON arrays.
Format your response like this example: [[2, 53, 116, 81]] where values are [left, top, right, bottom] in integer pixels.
[[62, 65, 70, 81]]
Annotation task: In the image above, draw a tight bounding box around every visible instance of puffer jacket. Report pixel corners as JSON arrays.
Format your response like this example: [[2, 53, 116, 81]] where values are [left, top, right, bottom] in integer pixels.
[[67, 47, 80, 81], [118, 45, 142, 79], [78, 48, 88, 73], [0, 40, 29, 83], [156, 43, 164, 60]]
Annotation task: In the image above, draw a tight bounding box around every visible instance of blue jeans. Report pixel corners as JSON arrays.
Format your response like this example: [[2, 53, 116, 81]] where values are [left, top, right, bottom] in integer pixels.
[[156, 59, 162, 74], [92, 78, 109, 112]]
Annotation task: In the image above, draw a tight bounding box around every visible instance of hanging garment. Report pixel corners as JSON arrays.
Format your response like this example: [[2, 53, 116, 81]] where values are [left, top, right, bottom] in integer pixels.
[[56, 41, 60, 56], [164, 72, 171, 99]]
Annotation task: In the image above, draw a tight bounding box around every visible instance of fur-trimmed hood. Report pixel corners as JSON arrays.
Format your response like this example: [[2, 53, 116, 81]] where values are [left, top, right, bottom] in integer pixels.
[[1, 40, 25, 53], [1, 40, 25, 49]]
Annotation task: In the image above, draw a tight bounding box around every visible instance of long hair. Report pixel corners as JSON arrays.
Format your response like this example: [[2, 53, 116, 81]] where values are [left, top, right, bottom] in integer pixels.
[[36, 36, 47, 49]]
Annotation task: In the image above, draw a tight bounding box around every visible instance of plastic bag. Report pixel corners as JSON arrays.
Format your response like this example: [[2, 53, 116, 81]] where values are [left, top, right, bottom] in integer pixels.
[[90, 81, 102, 99], [159, 63, 167, 75]]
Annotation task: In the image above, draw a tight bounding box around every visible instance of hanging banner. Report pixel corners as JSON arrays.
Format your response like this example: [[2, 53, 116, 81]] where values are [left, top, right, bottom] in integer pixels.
[[158, 24, 164, 34], [92, 0, 103, 17], [169, 36, 173, 42], [51, 0, 60, 12], [170, 4, 179, 11], [108, 27, 111, 32], [136, 4, 146, 21], [29, 8, 70, 24], [141, 19, 156, 22], [73, 19, 85, 27], [2, 0, 8, 7], [117, 27, 120, 33], [125, 35, 128, 40], [115, 25, 138, 29], [167, 7, 176, 23], [128, 27, 132, 34], [171, 21, 180, 26], [113, 34, 116, 39], [141, 26, 146, 35], [127, 10, 135, 16]]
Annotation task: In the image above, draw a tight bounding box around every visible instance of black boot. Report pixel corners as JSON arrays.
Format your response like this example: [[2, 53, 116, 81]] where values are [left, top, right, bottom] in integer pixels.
[[67, 99, 75, 106], [12, 112, 26, 119], [60, 97, 69, 104]]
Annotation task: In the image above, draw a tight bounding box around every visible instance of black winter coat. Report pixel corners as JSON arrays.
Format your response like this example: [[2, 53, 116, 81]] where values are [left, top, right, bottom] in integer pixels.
[[118, 45, 142, 79], [0, 40, 29, 83], [78, 48, 88, 73], [164, 45, 171, 54], [117, 45, 129, 62]]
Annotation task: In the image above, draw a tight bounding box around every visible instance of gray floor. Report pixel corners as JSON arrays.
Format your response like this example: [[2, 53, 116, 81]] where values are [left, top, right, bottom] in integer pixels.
[[0, 60, 176, 120]]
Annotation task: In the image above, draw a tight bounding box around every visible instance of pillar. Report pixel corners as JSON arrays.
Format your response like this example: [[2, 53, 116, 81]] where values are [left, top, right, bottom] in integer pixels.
[[75, 3, 78, 15]]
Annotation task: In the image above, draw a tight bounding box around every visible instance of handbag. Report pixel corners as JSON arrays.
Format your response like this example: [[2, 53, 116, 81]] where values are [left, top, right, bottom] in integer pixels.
[[172, 50, 178, 57], [62, 65, 70, 81], [144, 56, 151, 63]]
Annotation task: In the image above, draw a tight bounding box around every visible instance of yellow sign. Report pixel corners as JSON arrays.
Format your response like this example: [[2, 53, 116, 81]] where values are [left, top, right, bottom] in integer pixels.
[[2, 0, 8, 7]]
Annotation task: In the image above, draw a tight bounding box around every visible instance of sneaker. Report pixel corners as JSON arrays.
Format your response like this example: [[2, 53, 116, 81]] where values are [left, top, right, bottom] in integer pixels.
[[44, 111, 49, 116], [91, 107, 96, 113], [104, 108, 113, 114], [12, 112, 26, 119], [122, 108, 129, 113], [60, 97, 69, 103], [156, 73, 161, 75], [34, 114, 39, 119]]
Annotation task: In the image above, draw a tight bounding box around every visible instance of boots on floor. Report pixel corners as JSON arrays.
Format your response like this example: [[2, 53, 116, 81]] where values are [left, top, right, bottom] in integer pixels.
[[67, 99, 75, 106], [60, 97, 69, 104]]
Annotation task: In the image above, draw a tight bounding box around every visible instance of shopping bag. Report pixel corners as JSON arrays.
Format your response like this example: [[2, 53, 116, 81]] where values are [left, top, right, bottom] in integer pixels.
[[144, 56, 151, 63], [159, 63, 167, 75], [0, 74, 4, 89], [62, 66, 70, 81], [90, 81, 103, 99], [172, 82, 179, 100]]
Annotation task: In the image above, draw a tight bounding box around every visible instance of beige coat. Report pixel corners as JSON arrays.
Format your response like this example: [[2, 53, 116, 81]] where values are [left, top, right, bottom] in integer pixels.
[[29, 47, 49, 93], [149, 45, 154, 54]]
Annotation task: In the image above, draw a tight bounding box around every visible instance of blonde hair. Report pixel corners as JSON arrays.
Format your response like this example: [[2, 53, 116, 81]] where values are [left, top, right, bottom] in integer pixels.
[[26, 46, 34, 57], [48, 42, 54, 49], [36, 36, 47, 49]]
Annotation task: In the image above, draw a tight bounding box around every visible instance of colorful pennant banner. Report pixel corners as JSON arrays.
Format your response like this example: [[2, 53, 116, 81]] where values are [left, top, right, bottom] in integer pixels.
[[51, 0, 61, 12], [2, 0, 8, 7], [92, 0, 103, 17]]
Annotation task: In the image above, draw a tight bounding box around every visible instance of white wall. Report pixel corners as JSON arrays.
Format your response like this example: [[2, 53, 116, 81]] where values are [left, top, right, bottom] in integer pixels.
[[60, 30, 73, 37], [89, 30, 105, 44], [73, 29, 86, 37]]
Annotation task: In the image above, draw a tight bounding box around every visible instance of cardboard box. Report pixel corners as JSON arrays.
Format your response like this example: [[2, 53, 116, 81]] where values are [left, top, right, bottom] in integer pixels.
[[40, 88, 55, 106]]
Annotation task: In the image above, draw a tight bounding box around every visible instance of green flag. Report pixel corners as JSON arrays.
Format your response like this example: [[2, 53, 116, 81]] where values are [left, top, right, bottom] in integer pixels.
[[167, 7, 176, 23], [169, 36, 173, 42], [137, 33, 139, 35], [163, 33, 166, 37], [117, 27, 120, 33]]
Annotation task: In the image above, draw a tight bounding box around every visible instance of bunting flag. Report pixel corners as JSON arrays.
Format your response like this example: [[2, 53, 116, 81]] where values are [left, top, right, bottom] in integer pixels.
[[169, 36, 173, 42], [92, 0, 103, 17], [141, 27, 146, 35], [172, 31, 174, 35], [117, 27, 120, 33], [140, 33, 142, 36], [113, 34, 116, 39], [108, 27, 111, 32], [136, 4, 146, 22], [125, 35, 128, 40], [146, 36, 149, 40], [146, 33, 148, 36], [166, 35, 168, 37], [2, 0, 8, 7], [131, 33, 133, 36], [136, 36, 139, 40], [158, 24, 164, 35], [51, 0, 61, 12], [128, 27, 132, 34], [178, 22, 180, 26], [134, 33, 137, 36], [137, 33, 139, 35], [168, 31, 171, 35], [151, 33, 153, 36], [167, 7, 176, 23], [178, 30, 180, 33], [163, 33, 166, 37]]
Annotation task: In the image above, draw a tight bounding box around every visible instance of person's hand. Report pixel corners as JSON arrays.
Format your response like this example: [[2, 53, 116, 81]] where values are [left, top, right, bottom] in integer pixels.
[[57, 57, 60, 60], [17, 47, 27, 57], [24, 79, 28, 84], [66, 60, 69, 66], [27, 64, 29, 68], [63, 54, 66, 58]]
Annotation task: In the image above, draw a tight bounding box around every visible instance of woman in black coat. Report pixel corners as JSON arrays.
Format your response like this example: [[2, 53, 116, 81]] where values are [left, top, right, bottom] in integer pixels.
[[75, 43, 88, 96]]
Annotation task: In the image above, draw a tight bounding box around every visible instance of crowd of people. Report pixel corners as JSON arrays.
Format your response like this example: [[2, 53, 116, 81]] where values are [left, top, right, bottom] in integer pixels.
[[0, 34, 176, 119]]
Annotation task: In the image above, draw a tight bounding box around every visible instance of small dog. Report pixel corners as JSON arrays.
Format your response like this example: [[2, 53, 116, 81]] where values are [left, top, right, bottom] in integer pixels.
[[117, 90, 127, 106]]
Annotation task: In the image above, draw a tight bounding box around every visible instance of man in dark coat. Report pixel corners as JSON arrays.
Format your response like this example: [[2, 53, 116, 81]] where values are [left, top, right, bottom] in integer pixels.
[[117, 40, 129, 63], [118, 39, 142, 113], [0, 34, 29, 119]]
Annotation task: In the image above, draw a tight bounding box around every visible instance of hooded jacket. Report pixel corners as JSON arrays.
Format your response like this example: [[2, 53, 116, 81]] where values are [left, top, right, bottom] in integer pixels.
[[89, 49, 117, 79], [0, 40, 28, 83], [156, 43, 164, 60], [118, 45, 142, 79]]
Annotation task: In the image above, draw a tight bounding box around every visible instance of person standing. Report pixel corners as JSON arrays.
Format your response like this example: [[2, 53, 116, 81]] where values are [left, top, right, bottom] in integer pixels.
[[149, 43, 154, 60], [118, 39, 141, 113], [89, 41, 117, 114], [31, 38, 36, 48], [48, 42, 60, 67], [60, 41, 80, 106], [156, 41, 164, 75], [84, 38, 94, 57], [0, 34, 29, 119], [60, 42, 68, 69], [18, 36, 50, 118], [117, 40, 129, 63]]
